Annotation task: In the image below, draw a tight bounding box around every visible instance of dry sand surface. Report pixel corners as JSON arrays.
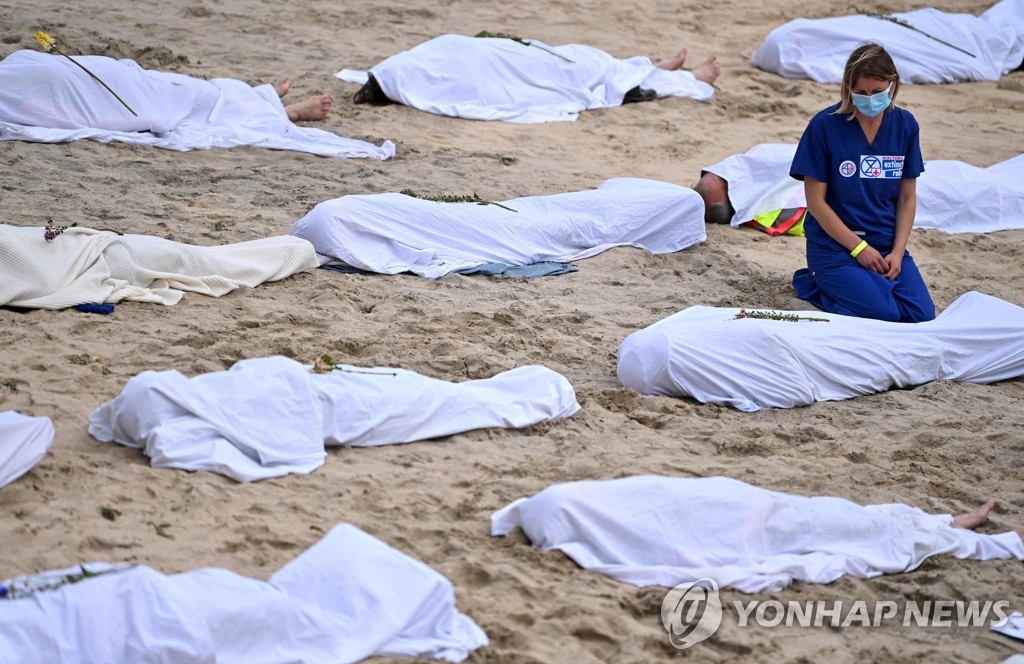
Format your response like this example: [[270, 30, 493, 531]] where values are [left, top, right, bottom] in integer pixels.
[[2, 0, 1024, 661]]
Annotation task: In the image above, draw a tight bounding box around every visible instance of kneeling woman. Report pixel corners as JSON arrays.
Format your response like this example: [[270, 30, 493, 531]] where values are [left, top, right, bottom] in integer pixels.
[[790, 43, 935, 323]]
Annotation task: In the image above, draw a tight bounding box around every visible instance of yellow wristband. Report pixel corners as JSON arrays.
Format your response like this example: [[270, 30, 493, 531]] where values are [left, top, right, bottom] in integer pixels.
[[850, 240, 868, 258]]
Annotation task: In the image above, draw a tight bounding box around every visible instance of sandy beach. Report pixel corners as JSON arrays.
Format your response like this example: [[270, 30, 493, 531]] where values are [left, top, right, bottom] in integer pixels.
[[2, 0, 1024, 660]]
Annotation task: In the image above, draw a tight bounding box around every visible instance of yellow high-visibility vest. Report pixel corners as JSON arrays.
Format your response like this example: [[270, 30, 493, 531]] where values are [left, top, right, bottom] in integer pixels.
[[743, 207, 806, 237]]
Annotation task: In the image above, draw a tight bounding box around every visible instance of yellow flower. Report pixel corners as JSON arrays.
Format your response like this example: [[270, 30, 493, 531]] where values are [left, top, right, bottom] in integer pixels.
[[35, 31, 56, 50]]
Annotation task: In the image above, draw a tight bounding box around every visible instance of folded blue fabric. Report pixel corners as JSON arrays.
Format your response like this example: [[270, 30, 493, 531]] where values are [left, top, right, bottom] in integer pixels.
[[317, 263, 374, 275], [456, 262, 578, 278], [74, 303, 116, 315], [3, 303, 115, 314], [318, 261, 578, 279]]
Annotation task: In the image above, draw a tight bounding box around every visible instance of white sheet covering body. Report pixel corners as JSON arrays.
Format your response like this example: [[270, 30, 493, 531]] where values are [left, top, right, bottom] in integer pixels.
[[703, 144, 1024, 234], [492, 476, 1024, 593], [0, 524, 487, 663], [289, 178, 706, 278], [336, 34, 713, 123], [89, 356, 580, 482], [0, 412, 54, 489], [617, 291, 1024, 411], [751, 0, 1024, 83], [0, 225, 318, 309], [0, 50, 394, 158]]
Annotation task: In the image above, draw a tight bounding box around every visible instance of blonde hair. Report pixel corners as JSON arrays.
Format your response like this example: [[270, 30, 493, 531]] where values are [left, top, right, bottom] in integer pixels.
[[835, 42, 900, 119]]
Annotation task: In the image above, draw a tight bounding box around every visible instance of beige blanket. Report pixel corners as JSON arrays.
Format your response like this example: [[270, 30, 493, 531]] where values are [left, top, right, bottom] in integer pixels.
[[1, 225, 318, 309]]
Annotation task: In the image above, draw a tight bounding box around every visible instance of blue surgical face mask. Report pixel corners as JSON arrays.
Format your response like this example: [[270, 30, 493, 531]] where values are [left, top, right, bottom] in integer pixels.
[[851, 84, 892, 118]]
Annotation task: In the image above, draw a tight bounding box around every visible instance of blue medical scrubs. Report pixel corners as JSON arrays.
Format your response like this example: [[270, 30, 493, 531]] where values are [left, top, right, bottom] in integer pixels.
[[790, 102, 935, 323]]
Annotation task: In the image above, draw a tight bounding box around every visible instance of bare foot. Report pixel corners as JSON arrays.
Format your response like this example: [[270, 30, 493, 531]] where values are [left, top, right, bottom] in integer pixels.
[[692, 54, 721, 85], [1016, 527, 1024, 544], [952, 500, 995, 530], [285, 94, 333, 122], [655, 47, 687, 71], [275, 78, 292, 98]]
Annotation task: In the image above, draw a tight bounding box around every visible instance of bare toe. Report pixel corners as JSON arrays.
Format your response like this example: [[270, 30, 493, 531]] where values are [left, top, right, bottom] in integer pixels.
[[656, 47, 688, 70], [286, 94, 333, 122], [275, 78, 293, 98], [693, 54, 721, 85]]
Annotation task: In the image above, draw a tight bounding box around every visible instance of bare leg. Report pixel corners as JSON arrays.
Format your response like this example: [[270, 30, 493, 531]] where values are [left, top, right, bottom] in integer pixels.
[[951, 500, 995, 530], [692, 54, 721, 85], [275, 78, 292, 98], [285, 94, 333, 122], [655, 47, 687, 70]]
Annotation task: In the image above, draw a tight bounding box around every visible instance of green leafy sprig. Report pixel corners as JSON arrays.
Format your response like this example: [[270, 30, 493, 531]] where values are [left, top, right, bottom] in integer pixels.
[[851, 7, 976, 58], [735, 308, 830, 322], [399, 189, 517, 213], [0, 565, 128, 600], [311, 354, 398, 376], [474, 31, 575, 63]]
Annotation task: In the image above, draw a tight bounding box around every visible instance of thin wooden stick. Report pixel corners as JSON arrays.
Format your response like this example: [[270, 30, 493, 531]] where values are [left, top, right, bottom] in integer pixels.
[[52, 46, 139, 116], [36, 32, 138, 116]]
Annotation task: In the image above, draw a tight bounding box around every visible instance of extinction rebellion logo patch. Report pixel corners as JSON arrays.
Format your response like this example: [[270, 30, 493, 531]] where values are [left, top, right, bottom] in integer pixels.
[[860, 155, 904, 179], [839, 160, 857, 177]]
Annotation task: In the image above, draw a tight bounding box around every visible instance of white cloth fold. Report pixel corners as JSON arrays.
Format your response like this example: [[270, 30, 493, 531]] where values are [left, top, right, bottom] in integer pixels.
[[289, 178, 706, 278], [89, 356, 580, 482], [703, 143, 1024, 234], [752, 0, 1024, 83], [0, 50, 394, 158], [337, 34, 713, 123], [617, 291, 1024, 411], [0, 412, 54, 489], [993, 612, 1024, 641], [0, 524, 487, 663], [268, 524, 487, 661], [492, 475, 1024, 593], [0, 225, 318, 309]]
